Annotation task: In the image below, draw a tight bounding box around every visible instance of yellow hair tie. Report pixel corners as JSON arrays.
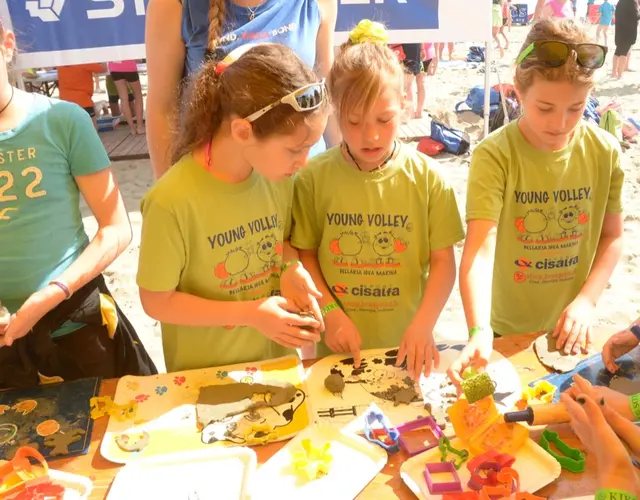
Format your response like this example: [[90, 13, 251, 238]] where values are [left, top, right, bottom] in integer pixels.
[[348, 19, 388, 45]]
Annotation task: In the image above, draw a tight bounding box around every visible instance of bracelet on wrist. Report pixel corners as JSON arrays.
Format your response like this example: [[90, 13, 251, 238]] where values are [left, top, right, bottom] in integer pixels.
[[596, 489, 637, 500], [281, 260, 301, 274], [469, 326, 490, 339], [321, 302, 340, 317], [49, 280, 71, 300], [630, 393, 640, 421]]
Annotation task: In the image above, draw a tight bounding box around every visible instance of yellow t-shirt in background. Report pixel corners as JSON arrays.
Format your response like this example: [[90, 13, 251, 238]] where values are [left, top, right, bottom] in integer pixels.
[[136, 155, 294, 372], [466, 120, 624, 336], [292, 145, 465, 355]]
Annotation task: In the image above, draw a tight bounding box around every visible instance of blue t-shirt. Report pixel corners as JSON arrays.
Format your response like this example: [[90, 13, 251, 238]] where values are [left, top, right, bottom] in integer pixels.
[[0, 94, 110, 324], [180, 0, 325, 156], [600, 2, 615, 24]]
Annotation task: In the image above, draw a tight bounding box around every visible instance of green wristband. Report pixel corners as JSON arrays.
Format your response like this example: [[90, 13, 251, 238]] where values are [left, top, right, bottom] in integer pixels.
[[630, 393, 640, 421], [595, 489, 638, 500], [281, 260, 301, 273], [469, 326, 489, 339], [321, 302, 340, 317]]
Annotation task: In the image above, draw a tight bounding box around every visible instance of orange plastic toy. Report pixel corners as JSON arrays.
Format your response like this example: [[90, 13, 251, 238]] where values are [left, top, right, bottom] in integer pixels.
[[0, 446, 60, 499], [447, 397, 529, 455]]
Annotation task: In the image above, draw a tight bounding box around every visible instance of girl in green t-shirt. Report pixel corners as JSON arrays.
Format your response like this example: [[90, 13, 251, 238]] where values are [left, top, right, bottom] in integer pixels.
[[137, 44, 330, 371], [292, 20, 464, 381], [448, 20, 623, 388]]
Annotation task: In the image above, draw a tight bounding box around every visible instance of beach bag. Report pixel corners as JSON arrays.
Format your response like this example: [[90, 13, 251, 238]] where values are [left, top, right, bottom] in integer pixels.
[[417, 136, 445, 157], [489, 96, 521, 133], [430, 119, 471, 155], [600, 109, 623, 142], [583, 95, 600, 124], [389, 44, 406, 61], [456, 86, 501, 116], [467, 46, 486, 62]]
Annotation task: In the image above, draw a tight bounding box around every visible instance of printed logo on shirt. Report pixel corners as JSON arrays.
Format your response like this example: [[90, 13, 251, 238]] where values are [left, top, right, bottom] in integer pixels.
[[330, 283, 401, 298], [0, 148, 46, 222], [512, 255, 580, 284], [208, 213, 284, 296], [325, 212, 411, 276], [514, 200, 591, 251]]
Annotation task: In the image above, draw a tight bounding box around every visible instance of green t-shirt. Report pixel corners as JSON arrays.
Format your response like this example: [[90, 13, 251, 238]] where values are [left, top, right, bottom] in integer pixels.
[[292, 145, 464, 354], [136, 155, 294, 371], [467, 120, 624, 335]]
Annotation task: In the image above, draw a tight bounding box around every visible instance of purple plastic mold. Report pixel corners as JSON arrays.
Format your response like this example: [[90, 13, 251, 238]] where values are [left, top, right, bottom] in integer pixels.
[[423, 461, 463, 494], [395, 416, 445, 456]]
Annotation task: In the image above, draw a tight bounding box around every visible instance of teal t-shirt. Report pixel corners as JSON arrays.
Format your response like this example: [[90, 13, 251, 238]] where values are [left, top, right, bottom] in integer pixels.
[[0, 94, 111, 334]]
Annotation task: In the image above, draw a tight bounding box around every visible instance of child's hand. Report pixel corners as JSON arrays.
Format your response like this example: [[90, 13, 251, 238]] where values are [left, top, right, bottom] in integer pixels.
[[565, 374, 635, 422], [447, 328, 493, 392], [396, 325, 440, 381], [280, 261, 324, 332], [602, 327, 640, 373], [324, 309, 362, 368], [561, 391, 639, 492], [553, 295, 594, 355], [250, 296, 321, 349]]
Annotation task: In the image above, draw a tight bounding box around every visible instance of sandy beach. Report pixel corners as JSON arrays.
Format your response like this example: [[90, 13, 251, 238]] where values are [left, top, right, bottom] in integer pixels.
[[88, 25, 640, 373]]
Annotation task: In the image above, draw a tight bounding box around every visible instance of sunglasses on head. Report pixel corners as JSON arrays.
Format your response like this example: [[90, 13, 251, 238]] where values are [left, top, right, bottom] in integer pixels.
[[244, 79, 327, 123], [516, 40, 607, 69]]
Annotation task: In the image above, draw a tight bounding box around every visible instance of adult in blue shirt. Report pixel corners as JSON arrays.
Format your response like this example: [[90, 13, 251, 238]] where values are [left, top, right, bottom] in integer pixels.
[[596, 0, 615, 46], [145, 0, 338, 179]]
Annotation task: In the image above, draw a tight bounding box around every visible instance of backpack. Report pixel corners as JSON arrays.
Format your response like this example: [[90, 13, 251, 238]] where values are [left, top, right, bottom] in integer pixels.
[[583, 95, 600, 124], [456, 86, 501, 116], [467, 46, 486, 62], [600, 109, 623, 142], [430, 119, 471, 155], [489, 96, 521, 133], [417, 136, 445, 157]]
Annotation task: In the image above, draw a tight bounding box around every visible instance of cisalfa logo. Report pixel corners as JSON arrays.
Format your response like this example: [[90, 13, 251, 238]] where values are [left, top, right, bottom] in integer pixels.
[[514, 256, 579, 270], [26, 0, 65, 22], [330, 283, 400, 297]]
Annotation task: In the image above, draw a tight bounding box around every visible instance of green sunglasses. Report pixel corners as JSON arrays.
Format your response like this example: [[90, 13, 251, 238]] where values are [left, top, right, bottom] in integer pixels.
[[516, 40, 608, 69]]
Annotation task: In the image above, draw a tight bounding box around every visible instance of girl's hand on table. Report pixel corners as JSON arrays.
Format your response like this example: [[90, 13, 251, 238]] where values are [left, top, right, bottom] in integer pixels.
[[565, 374, 634, 421], [561, 391, 640, 493], [323, 309, 362, 368], [553, 295, 594, 355], [396, 325, 440, 382], [280, 261, 324, 333], [602, 327, 640, 373]]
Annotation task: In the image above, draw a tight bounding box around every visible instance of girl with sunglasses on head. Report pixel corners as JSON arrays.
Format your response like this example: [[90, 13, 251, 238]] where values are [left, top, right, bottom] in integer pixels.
[[137, 44, 330, 372], [448, 19, 624, 389], [292, 20, 465, 381], [145, 0, 338, 180]]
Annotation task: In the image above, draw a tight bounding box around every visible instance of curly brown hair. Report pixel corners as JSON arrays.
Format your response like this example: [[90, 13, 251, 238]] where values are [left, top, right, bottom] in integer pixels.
[[328, 42, 404, 120], [172, 43, 328, 164], [516, 19, 596, 92]]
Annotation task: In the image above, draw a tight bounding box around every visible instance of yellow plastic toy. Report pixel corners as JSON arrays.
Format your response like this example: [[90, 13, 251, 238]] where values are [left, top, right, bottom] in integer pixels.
[[291, 439, 333, 481], [522, 381, 556, 405], [447, 397, 528, 456], [90, 396, 138, 421]]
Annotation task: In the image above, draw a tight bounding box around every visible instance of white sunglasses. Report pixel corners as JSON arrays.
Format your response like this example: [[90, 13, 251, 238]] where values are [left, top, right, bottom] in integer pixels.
[[244, 79, 326, 123]]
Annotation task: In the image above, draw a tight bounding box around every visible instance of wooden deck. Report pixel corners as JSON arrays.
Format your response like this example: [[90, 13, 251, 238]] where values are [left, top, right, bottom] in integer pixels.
[[100, 117, 432, 162], [100, 128, 150, 162]]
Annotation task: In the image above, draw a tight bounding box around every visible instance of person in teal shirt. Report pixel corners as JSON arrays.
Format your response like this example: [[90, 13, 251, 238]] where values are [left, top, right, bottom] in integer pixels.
[[0, 23, 156, 387], [597, 0, 616, 46]]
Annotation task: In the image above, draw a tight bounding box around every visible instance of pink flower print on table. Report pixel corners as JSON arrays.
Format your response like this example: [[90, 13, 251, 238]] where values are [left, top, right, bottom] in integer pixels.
[[135, 394, 150, 403], [173, 376, 186, 386], [245, 367, 257, 374]]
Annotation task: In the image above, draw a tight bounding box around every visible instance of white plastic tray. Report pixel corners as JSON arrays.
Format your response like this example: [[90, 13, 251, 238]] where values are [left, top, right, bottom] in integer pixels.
[[252, 423, 387, 500], [106, 446, 256, 500], [400, 437, 561, 499]]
